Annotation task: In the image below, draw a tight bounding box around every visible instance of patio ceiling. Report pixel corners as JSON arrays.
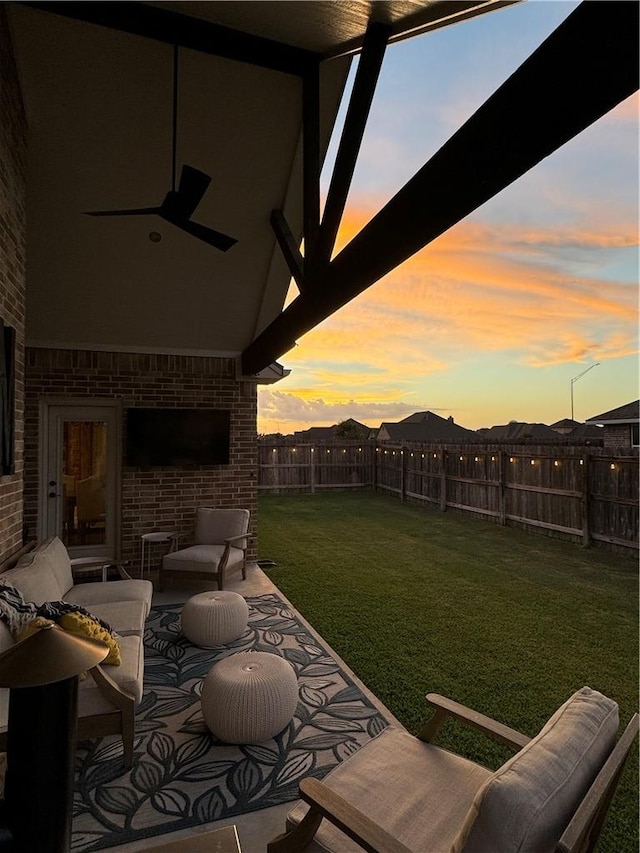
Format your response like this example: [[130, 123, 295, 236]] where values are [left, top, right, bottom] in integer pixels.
[[7, 1, 638, 378], [6, 0, 513, 372]]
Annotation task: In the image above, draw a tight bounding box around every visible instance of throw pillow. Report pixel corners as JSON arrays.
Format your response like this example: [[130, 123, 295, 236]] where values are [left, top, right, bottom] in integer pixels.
[[58, 612, 122, 666], [38, 599, 114, 635]]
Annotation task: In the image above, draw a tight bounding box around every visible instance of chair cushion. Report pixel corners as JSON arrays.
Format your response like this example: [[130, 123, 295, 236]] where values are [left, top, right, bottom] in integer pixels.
[[453, 687, 619, 853], [5, 537, 73, 603], [195, 508, 249, 545], [163, 544, 245, 573], [286, 726, 492, 853]]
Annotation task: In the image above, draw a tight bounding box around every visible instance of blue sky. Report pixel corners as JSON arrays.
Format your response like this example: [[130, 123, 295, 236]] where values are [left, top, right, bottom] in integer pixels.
[[258, 1, 638, 434]]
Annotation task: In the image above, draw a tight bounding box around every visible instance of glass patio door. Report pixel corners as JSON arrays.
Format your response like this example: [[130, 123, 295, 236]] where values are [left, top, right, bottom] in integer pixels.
[[42, 402, 120, 557]]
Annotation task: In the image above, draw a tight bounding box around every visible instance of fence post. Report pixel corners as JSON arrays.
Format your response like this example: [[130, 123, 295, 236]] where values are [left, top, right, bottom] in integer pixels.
[[400, 447, 406, 502], [499, 450, 507, 526], [371, 444, 377, 491], [581, 452, 591, 547], [440, 449, 447, 512], [310, 447, 315, 494]]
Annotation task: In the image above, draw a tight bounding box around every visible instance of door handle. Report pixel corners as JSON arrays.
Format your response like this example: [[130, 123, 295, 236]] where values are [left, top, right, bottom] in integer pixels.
[[48, 491, 61, 498]]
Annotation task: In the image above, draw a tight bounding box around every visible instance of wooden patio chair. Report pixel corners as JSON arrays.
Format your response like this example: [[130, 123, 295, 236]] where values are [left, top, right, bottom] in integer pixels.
[[268, 687, 638, 853], [159, 507, 250, 591]]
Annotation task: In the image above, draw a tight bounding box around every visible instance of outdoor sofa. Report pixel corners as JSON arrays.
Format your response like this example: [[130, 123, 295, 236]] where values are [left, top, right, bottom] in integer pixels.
[[0, 536, 153, 768]]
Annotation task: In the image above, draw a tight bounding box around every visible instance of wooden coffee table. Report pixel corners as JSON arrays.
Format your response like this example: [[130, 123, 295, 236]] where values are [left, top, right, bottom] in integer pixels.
[[140, 825, 241, 852]]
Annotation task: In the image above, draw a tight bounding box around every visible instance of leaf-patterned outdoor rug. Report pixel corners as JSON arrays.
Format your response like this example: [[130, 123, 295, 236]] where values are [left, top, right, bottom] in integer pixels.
[[72, 594, 389, 851]]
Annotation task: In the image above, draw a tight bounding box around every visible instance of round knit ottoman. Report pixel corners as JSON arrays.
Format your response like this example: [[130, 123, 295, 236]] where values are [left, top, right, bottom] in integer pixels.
[[181, 591, 248, 648], [201, 652, 299, 743]]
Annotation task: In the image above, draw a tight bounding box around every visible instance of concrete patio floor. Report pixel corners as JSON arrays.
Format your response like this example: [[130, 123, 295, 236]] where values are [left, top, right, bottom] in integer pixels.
[[103, 563, 403, 853]]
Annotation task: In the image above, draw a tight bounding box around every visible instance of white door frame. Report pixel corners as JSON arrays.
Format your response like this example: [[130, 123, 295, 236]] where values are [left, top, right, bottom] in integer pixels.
[[38, 397, 122, 557]]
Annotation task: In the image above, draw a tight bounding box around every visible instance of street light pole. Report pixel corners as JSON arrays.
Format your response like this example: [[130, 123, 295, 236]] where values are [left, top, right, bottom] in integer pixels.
[[570, 363, 600, 421]]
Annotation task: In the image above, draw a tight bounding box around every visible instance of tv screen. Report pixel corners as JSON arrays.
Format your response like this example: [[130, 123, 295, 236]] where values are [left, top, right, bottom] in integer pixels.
[[126, 408, 231, 467]]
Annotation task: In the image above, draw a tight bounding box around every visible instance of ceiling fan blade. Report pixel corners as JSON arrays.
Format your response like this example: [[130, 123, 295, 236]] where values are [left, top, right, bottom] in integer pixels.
[[176, 165, 211, 217], [85, 207, 161, 217], [173, 217, 238, 252]]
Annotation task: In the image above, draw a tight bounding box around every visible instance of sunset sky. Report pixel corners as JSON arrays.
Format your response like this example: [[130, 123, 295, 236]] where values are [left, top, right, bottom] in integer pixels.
[[258, 1, 639, 436]]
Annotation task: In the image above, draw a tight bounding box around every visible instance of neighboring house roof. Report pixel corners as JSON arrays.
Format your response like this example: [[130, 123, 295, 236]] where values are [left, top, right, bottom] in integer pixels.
[[549, 418, 603, 441], [476, 422, 560, 441], [550, 418, 580, 429], [293, 419, 371, 441], [294, 426, 335, 441], [569, 423, 604, 441], [378, 411, 476, 442], [585, 400, 640, 425]]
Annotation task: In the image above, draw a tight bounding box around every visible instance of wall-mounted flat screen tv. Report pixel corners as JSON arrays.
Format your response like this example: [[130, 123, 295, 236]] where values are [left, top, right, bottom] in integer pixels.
[[126, 408, 231, 467]]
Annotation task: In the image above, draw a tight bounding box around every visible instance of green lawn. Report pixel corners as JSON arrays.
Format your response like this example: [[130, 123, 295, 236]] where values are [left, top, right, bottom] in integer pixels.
[[258, 491, 639, 853]]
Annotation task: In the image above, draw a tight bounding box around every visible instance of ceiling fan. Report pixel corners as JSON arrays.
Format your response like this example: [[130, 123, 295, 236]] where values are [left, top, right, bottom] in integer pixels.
[[85, 47, 237, 252]]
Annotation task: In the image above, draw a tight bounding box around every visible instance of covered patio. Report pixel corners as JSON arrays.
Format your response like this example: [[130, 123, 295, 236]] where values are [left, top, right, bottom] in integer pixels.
[[0, 0, 638, 851], [88, 564, 401, 853]]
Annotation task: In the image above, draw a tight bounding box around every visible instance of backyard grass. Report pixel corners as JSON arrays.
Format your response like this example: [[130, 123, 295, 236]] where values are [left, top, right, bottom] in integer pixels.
[[258, 491, 639, 853]]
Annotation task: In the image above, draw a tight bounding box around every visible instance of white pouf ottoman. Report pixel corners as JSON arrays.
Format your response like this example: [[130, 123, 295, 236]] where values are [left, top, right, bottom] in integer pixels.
[[202, 652, 299, 744], [181, 591, 249, 648]]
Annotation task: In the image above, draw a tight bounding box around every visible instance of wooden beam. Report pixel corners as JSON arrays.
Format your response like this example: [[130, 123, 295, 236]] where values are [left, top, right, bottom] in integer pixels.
[[271, 210, 305, 292], [317, 22, 390, 266], [242, 0, 639, 374], [302, 63, 321, 282], [21, 1, 319, 76]]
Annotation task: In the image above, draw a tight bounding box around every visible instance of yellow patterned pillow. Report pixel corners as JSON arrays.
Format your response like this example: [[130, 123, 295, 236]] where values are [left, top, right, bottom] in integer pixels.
[[58, 612, 122, 666]]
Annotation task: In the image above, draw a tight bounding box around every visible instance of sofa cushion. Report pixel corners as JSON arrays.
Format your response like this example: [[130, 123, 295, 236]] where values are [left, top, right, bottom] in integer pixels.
[[84, 600, 147, 637], [78, 634, 144, 708], [195, 508, 249, 545], [163, 544, 244, 573], [453, 687, 619, 853], [13, 536, 73, 604], [65, 579, 153, 617], [286, 726, 492, 853], [4, 537, 73, 604]]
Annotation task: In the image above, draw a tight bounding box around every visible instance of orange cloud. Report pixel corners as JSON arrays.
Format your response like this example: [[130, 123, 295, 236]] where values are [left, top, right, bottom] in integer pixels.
[[261, 201, 637, 432]]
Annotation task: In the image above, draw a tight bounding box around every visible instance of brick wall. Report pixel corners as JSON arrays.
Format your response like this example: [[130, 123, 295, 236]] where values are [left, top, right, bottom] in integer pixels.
[[603, 425, 632, 450], [24, 349, 258, 564], [0, 10, 27, 565]]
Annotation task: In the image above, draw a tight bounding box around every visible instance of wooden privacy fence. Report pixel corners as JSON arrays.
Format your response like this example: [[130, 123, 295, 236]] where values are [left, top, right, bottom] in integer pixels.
[[259, 440, 639, 552], [259, 442, 375, 493]]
